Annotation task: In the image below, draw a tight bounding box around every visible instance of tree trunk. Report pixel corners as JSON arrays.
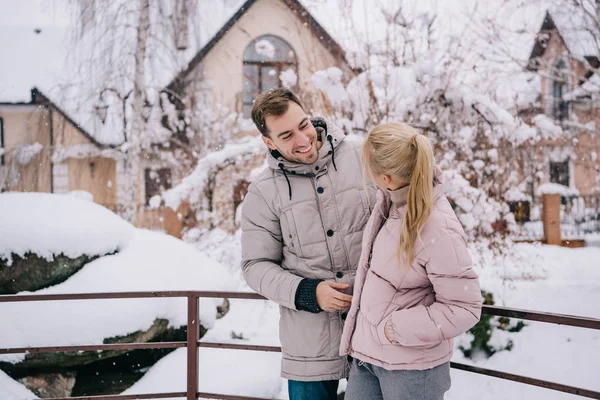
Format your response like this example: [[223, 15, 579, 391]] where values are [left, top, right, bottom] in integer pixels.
[[121, 0, 151, 222]]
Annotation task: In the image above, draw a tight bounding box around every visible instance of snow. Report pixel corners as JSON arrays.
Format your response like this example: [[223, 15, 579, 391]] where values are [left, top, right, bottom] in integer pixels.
[[505, 187, 531, 202], [119, 228, 345, 399], [249, 158, 269, 181], [67, 190, 94, 202], [2, 208, 600, 399], [163, 135, 264, 210], [311, 67, 349, 107], [280, 68, 298, 89], [149, 194, 162, 209], [469, 93, 516, 126], [586, 232, 600, 247], [443, 169, 506, 237], [549, 4, 599, 60], [115, 231, 600, 400], [472, 160, 485, 170], [536, 183, 580, 197], [449, 243, 600, 400], [2, 0, 600, 397], [255, 39, 276, 59], [122, 347, 283, 399], [564, 73, 600, 101], [0, 370, 38, 400], [532, 114, 563, 138], [488, 149, 499, 162], [51, 144, 123, 163], [0, 192, 134, 264], [0, 199, 236, 365], [14, 142, 44, 165]]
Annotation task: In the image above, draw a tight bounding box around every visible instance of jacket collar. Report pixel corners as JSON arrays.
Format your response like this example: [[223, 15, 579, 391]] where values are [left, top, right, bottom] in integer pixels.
[[384, 166, 445, 219]]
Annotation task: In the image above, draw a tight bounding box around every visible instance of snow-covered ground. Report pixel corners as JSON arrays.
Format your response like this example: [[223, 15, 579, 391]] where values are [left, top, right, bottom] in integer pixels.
[[0, 193, 236, 399], [1, 197, 599, 399], [0, 370, 38, 400], [117, 233, 600, 400], [0, 192, 134, 264]]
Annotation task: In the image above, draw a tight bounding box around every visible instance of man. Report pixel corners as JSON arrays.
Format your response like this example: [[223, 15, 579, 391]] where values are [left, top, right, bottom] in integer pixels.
[[241, 88, 375, 399]]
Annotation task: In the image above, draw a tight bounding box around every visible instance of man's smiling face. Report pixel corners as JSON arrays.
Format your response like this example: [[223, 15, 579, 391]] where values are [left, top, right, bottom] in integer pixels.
[[262, 101, 322, 164]]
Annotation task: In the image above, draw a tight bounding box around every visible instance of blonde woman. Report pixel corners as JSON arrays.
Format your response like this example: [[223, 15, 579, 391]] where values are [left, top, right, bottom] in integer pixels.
[[339, 123, 482, 399]]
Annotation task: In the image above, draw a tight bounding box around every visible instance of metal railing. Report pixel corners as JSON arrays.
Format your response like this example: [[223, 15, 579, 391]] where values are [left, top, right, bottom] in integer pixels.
[[1, 291, 599, 400]]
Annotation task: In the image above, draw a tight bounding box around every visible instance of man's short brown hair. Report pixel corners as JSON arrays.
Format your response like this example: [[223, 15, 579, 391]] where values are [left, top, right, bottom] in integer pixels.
[[251, 88, 305, 136]]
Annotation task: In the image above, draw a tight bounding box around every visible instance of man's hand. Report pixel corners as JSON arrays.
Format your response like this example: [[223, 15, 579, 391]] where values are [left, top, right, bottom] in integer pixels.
[[316, 281, 353, 312]]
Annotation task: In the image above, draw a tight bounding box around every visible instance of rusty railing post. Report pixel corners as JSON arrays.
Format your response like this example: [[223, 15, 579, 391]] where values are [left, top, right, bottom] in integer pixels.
[[187, 293, 199, 400]]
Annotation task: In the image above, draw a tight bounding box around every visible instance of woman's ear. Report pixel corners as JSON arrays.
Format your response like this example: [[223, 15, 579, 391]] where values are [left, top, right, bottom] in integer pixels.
[[382, 175, 391, 185]]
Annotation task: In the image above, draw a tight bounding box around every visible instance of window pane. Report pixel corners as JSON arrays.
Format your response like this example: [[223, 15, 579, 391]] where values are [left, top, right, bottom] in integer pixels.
[[145, 168, 172, 205], [549, 161, 569, 187], [261, 66, 279, 92], [553, 81, 563, 98], [243, 64, 259, 104]]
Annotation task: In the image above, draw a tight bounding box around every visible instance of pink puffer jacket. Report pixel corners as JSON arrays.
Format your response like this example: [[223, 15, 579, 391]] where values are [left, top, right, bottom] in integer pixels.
[[339, 169, 481, 370]]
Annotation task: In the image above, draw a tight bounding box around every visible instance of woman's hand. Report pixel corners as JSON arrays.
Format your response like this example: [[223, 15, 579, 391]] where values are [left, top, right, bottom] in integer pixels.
[[384, 322, 392, 342]]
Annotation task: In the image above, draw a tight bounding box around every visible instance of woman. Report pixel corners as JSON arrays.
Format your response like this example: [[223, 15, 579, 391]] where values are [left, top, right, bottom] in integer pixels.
[[340, 123, 482, 399]]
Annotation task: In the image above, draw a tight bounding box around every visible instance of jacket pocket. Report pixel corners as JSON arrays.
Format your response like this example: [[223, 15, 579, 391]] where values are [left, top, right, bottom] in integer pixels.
[[279, 307, 331, 358]]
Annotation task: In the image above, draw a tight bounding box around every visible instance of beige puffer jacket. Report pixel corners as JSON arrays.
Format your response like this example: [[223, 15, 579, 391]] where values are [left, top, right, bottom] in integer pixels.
[[241, 118, 375, 381]]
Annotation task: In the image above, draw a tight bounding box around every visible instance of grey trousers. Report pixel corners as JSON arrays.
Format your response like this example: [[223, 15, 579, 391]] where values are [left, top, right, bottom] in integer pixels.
[[345, 358, 451, 400]]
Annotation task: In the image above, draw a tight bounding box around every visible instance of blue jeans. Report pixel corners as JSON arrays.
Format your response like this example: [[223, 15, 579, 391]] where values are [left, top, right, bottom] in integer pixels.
[[288, 379, 339, 400]]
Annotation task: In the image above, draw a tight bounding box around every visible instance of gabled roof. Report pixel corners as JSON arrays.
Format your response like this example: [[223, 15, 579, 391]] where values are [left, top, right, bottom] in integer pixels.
[[33, 88, 113, 149], [0, 88, 109, 149], [527, 10, 599, 71], [165, 0, 349, 94]]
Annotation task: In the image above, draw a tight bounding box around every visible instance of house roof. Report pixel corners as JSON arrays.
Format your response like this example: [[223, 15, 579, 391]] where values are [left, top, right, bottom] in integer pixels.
[[528, 10, 599, 70], [31, 88, 109, 149], [165, 0, 350, 94]]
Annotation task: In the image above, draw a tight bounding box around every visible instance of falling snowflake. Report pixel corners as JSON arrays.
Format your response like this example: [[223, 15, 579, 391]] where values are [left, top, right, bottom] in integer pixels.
[[255, 39, 275, 58], [280, 69, 298, 88]]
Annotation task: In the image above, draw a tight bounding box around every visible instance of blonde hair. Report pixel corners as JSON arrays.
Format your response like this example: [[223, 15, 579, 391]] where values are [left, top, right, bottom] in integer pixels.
[[362, 123, 435, 266]]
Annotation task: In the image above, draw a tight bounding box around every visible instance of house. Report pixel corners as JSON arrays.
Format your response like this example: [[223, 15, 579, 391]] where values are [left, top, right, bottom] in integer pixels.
[[0, 85, 177, 230], [524, 11, 600, 200], [0, 88, 119, 211], [166, 0, 353, 119], [0, 0, 353, 234], [0, 22, 182, 230], [161, 0, 355, 235]]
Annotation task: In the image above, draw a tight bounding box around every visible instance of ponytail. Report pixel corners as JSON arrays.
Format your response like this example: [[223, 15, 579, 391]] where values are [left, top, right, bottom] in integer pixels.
[[362, 123, 435, 267], [398, 134, 434, 266]]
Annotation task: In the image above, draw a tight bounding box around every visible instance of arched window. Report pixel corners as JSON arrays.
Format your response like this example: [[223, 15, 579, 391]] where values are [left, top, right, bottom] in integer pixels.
[[242, 35, 297, 117], [552, 60, 569, 120]]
